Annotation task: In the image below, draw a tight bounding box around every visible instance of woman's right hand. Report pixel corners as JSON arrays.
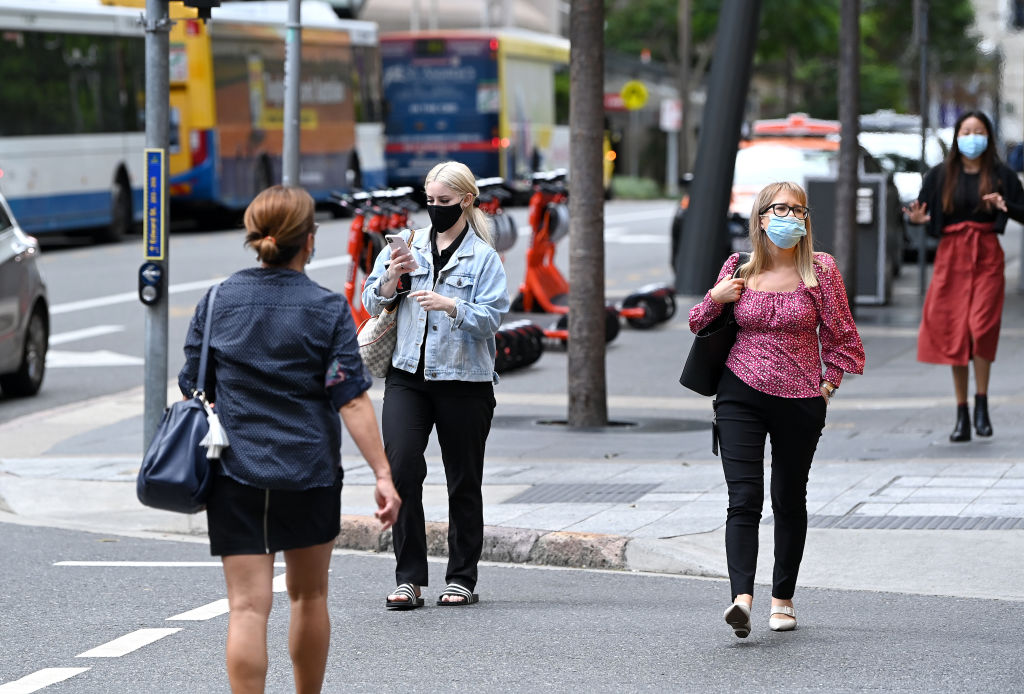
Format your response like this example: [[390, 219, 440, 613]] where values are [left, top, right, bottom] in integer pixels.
[[903, 200, 930, 225], [710, 276, 745, 304], [387, 247, 415, 279]]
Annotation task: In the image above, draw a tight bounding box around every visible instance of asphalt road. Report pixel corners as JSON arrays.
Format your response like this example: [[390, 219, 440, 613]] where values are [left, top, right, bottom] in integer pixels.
[[1, 521, 1021, 694]]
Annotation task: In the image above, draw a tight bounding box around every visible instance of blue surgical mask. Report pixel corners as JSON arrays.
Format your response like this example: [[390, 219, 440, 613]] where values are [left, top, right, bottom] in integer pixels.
[[763, 214, 807, 249], [957, 133, 988, 160]]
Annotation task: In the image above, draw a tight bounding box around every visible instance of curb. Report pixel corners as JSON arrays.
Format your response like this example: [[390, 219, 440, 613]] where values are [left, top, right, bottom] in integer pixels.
[[337, 515, 630, 570]]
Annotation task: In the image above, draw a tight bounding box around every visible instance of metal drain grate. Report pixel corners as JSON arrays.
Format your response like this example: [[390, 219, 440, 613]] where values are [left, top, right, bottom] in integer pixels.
[[765, 515, 1024, 530], [502, 483, 659, 505]]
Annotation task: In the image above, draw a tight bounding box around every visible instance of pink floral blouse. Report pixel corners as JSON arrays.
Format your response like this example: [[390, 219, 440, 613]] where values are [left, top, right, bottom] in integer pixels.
[[688, 253, 865, 398]]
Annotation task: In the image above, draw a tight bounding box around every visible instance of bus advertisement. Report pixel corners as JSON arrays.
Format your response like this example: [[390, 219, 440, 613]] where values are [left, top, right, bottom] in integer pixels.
[[380, 29, 571, 195]]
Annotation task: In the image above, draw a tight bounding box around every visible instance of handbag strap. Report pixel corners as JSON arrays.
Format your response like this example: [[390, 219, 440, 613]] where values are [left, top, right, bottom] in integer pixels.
[[195, 284, 219, 396], [721, 252, 750, 321]]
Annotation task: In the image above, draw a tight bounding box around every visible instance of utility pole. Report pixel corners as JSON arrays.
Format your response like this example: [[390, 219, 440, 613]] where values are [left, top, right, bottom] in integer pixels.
[[282, 0, 302, 186], [673, 0, 761, 294], [677, 0, 691, 175], [835, 0, 860, 309], [142, 0, 171, 449], [915, 0, 929, 296], [567, 0, 607, 428]]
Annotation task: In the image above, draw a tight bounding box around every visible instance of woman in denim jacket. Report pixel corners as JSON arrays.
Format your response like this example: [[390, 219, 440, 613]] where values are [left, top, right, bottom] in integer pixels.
[[362, 161, 510, 609]]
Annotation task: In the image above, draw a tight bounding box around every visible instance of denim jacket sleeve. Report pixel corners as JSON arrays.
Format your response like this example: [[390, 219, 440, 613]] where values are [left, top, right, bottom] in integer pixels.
[[450, 246, 510, 339], [360, 242, 400, 317]]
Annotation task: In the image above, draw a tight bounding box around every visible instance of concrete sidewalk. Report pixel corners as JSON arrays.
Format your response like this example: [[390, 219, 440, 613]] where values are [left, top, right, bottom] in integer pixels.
[[3, 227, 1024, 603]]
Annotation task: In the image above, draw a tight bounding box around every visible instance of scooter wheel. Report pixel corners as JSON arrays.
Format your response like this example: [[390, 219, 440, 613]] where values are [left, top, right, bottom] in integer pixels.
[[625, 296, 664, 329]]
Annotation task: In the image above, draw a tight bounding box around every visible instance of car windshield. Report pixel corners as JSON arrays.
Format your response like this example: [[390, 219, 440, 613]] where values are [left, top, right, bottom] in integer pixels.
[[732, 145, 835, 188], [859, 132, 945, 173]]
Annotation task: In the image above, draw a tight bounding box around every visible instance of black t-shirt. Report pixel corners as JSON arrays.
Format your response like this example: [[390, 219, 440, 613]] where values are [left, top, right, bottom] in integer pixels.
[[413, 224, 471, 378], [947, 172, 997, 225]]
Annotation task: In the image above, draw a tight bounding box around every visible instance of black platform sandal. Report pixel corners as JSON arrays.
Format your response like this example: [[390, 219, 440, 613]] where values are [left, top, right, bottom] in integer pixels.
[[436, 583, 479, 606], [386, 583, 424, 610]]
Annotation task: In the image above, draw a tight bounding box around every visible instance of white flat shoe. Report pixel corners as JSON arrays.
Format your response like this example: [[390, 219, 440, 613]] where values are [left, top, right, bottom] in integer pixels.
[[724, 602, 752, 638], [769, 605, 796, 631]]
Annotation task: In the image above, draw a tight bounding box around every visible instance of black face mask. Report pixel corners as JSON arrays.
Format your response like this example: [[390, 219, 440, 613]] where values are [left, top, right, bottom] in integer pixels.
[[426, 202, 464, 232]]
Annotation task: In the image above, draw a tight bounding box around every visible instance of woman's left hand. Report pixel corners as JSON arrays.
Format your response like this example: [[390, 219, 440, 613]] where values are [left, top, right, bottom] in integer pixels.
[[410, 290, 456, 315], [983, 192, 1007, 212]]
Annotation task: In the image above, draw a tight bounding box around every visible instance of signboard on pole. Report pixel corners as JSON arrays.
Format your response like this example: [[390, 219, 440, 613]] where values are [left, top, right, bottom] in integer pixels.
[[660, 98, 682, 132], [620, 80, 648, 111], [144, 148, 166, 261]]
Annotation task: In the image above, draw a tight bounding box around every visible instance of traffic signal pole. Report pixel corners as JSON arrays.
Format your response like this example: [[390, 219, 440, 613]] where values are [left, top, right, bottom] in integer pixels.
[[142, 0, 171, 450]]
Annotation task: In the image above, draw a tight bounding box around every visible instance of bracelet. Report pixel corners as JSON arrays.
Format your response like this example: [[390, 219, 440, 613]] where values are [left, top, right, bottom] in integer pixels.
[[821, 382, 836, 398], [446, 303, 457, 318]]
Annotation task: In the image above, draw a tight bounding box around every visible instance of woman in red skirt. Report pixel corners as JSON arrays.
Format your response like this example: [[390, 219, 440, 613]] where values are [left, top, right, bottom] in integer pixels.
[[906, 110, 1024, 441]]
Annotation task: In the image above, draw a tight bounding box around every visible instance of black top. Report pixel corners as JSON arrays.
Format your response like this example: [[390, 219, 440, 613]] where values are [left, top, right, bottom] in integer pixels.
[[411, 224, 471, 378], [178, 268, 372, 490], [917, 162, 1024, 236]]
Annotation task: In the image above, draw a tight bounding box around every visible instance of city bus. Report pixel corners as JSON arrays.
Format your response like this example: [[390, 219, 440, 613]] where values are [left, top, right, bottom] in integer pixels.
[[380, 29, 571, 197], [106, 0, 385, 218], [0, 0, 384, 240], [0, 0, 146, 242]]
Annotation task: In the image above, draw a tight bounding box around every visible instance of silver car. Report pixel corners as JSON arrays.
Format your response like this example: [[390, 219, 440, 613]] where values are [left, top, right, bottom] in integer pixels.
[[0, 192, 49, 397]]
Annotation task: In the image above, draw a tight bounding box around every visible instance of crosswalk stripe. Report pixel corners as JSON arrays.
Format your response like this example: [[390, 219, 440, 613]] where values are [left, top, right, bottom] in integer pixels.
[[75, 628, 181, 658], [0, 668, 91, 693], [167, 599, 229, 621]]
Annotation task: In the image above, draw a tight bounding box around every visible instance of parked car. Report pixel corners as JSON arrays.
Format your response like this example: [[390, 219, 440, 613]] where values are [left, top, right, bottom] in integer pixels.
[[0, 190, 49, 397], [858, 129, 947, 262]]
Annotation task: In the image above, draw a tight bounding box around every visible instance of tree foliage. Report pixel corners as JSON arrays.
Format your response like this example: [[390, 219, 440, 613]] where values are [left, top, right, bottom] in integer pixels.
[[603, 0, 981, 118]]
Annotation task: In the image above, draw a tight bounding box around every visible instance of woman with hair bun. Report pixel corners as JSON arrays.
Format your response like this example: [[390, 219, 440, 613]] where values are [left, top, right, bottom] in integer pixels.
[[178, 185, 400, 693], [363, 160, 510, 609]]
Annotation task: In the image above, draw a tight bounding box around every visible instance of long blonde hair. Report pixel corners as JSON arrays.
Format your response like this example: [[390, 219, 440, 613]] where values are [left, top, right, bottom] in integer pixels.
[[741, 181, 820, 288], [424, 161, 493, 246]]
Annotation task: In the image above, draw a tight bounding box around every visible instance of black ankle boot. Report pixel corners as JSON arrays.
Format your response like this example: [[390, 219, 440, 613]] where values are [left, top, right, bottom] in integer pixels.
[[950, 404, 971, 442], [974, 394, 993, 437]]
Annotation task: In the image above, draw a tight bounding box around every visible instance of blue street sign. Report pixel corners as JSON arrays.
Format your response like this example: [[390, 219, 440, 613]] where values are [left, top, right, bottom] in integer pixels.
[[140, 262, 162, 286], [144, 148, 166, 260]]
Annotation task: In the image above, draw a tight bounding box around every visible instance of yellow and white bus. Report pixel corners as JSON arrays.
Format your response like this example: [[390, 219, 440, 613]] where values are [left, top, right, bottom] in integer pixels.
[[108, 0, 385, 216]]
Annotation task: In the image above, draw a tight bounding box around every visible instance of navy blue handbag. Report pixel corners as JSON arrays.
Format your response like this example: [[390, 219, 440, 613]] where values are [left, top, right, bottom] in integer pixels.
[[137, 286, 219, 514]]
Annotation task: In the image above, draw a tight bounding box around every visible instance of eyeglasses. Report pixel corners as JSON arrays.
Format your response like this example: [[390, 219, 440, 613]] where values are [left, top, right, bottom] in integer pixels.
[[760, 203, 809, 220]]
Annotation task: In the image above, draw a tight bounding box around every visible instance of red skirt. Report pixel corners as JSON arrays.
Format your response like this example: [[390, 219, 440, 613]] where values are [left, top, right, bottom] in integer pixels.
[[917, 221, 1004, 365]]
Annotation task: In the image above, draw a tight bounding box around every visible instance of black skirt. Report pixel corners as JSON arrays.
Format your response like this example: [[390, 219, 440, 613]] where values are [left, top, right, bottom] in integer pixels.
[[206, 472, 343, 556]]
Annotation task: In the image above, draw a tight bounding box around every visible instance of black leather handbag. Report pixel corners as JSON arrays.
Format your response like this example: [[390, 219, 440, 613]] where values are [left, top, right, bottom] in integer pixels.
[[678, 253, 749, 396], [137, 285, 220, 514]]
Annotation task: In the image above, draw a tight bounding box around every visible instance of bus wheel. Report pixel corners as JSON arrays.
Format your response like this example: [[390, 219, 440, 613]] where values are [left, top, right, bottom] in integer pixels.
[[95, 178, 132, 244]]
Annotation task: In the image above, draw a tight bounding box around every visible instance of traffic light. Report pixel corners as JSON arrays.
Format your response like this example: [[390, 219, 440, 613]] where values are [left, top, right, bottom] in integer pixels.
[[182, 0, 220, 21]]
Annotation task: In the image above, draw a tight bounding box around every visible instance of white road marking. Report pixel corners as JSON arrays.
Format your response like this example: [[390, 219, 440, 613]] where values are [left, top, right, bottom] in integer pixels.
[[49, 255, 351, 316], [273, 573, 287, 593], [0, 669, 91, 694], [46, 350, 144, 368], [167, 599, 229, 621], [55, 561, 284, 567], [48, 325, 124, 345], [75, 628, 180, 658]]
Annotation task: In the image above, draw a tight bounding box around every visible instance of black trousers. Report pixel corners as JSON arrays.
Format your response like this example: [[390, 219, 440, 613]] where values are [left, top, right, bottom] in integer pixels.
[[715, 368, 827, 601], [382, 368, 495, 590]]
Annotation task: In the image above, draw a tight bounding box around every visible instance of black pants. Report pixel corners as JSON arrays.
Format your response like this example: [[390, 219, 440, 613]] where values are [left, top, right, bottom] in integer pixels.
[[715, 368, 827, 601], [382, 368, 495, 590]]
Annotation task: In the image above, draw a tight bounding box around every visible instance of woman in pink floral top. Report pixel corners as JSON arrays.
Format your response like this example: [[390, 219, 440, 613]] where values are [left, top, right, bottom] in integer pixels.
[[689, 181, 864, 639]]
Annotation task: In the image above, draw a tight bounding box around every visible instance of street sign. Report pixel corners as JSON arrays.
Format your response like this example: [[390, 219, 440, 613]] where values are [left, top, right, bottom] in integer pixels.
[[620, 80, 648, 111], [660, 98, 682, 132], [144, 148, 166, 261]]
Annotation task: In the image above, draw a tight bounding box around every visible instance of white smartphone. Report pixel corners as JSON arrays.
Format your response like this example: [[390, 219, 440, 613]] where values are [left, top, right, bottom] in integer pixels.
[[384, 234, 419, 270]]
